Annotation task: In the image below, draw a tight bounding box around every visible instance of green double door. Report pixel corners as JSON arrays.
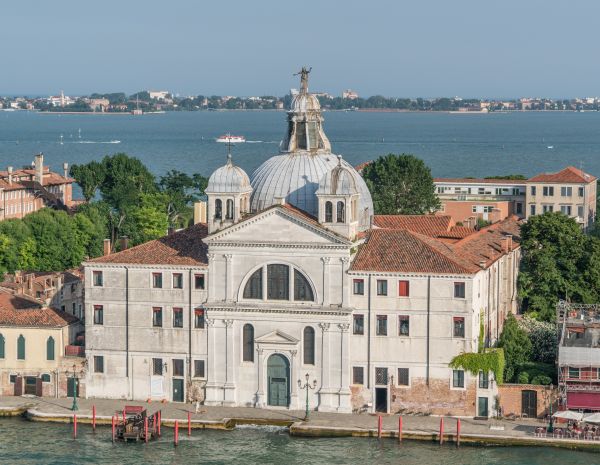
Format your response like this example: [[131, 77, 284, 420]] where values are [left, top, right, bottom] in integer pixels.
[[267, 354, 290, 407]]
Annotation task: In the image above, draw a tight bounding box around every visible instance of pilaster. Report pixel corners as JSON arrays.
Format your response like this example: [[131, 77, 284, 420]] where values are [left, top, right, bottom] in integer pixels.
[[223, 319, 236, 406]]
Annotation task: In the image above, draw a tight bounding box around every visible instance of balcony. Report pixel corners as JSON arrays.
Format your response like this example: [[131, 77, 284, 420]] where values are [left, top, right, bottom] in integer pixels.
[[64, 345, 85, 357]]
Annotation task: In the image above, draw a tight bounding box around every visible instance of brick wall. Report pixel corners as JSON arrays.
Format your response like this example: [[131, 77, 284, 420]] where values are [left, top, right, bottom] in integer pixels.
[[498, 383, 554, 419]]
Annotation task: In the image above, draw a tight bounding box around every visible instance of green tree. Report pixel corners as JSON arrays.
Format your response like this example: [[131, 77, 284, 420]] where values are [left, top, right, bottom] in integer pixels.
[[498, 314, 532, 382], [126, 193, 169, 243], [70, 160, 106, 201], [159, 170, 208, 227], [362, 154, 440, 214]]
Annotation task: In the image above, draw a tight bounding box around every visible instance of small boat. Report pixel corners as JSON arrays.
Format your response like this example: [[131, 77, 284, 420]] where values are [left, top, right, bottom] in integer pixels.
[[216, 134, 246, 143], [547, 145, 554, 149]]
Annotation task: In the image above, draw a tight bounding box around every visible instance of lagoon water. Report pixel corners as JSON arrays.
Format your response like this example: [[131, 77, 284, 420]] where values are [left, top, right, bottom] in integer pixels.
[[0, 418, 596, 465], [1, 110, 600, 182]]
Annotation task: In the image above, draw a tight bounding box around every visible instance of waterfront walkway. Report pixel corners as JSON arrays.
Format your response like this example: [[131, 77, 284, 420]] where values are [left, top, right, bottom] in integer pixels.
[[1, 396, 598, 451]]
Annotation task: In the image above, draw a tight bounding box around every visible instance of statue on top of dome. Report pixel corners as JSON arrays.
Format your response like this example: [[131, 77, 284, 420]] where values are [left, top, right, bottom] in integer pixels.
[[294, 66, 312, 93]]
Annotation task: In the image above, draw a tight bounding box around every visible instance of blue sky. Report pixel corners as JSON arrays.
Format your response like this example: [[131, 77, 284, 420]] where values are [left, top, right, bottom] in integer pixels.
[[2, 0, 599, 98]]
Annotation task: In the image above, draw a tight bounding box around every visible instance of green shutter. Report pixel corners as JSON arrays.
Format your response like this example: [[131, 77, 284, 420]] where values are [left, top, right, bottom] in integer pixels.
[[47, 337, 55, 361], [0, 334, 4, 359], [17, 335, 25, 360]]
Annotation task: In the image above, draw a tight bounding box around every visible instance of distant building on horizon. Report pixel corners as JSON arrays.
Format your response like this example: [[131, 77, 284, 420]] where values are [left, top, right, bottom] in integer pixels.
[[343, 89, 359, 100]]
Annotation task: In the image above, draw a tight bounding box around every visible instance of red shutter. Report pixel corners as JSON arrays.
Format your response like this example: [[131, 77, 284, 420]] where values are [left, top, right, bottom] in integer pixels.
[[398, 280, 409, 297]]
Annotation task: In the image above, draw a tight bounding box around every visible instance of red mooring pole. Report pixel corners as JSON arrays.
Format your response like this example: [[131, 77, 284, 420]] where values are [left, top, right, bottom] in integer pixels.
[[398, 416, 403, 442], [456, 418, 461, 447], [111, 415, 115, 442], [122, 409, 125, 425], [144, 416, 149, 444], [377, 415, 382, 439], [92, 405, 96, 432], [157, 411, 161, 436], [73, 414, 77, 439], [188, 411, 192, 436], [439, 417, 444, 445], [174, 420, 179, 447]]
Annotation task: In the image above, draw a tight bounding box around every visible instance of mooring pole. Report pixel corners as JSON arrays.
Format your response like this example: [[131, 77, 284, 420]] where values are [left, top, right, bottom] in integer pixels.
[[92, 405, 96, 432], [439, 417, 444, 445], [158, 411, 161, 436], [377, 415, 382, 439], [144, 416, 149, 444], [73, 414, 77, 439], [122, 409, 125, 425], [398, 416, 403, 442], [174, 420, 179, 447], [456, 418, 461, 447], [111, 415, 115, 442], [188, 411, 192, 436]]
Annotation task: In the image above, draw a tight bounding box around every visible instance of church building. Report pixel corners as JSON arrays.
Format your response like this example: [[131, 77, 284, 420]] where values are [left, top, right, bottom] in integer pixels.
[[84, 69, 521, 416]]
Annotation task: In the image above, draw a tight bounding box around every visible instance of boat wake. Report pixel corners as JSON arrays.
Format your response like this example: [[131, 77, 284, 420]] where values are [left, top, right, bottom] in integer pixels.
[[71, 140, 121, 144], [234, 424, 289, 433], [245, 140, 278, 144]]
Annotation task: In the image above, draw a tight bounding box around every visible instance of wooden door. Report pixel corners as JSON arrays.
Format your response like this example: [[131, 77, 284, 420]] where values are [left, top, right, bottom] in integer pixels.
[[172, 378, 184, 402], [35, 378, 43, 397], [522, 390, 537, 418], [14, 376, 23, 396], [267, 354, 289, 407]]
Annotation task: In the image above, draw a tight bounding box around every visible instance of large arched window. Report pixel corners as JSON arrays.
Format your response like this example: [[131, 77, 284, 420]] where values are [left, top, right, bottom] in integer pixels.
[[303, 326, 315, 365], [0, 334, 4, 359], [243, 324, 254, 362], [325, 201, 333, 222], [226, 199, 234, 220], [267, 264, 289, 300], [294, 269, 314, 301], [46, 336, 55, 361], [243, 268, 262, 299], [17, 335, 25, 360], [215, 199, 222, 219], [337, 201, 345, 223]]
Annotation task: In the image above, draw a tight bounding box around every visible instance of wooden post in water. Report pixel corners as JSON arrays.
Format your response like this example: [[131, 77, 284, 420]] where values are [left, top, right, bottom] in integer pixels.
[[111, 415, 115, 442], [144, 416, 149, 444], [73, 414, 77, 439], [398, 416, 403, 442], [158, 411, 161, 436], [174, 420, 179, 447], [377, 415, 382, 439], [92, 405, 96, 432], [188, 411, 192, 436], [456, 418, 461, 447], [439, 417, 444, 445]]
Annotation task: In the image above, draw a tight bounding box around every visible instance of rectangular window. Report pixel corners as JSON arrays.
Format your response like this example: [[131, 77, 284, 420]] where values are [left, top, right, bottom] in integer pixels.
[[453, 369, 465, 388], [530, 186, 536, 196], [194, 360, 205, 378], [9, 374, 17, 384], [353, 279, 364, 295], [152, 273, 163, 289], [194, 308, 205, 329], [454, 282, 466, 298], [93, 270, 103, 287], [543, 186, 554, 196], [479, 371, 489, 389], [376, 315, 387, 336], [152, 307, 163, 327], [568, 367, 580, 379], [399, 315, 410, 336], [530, 204, 536, 216], [398, 368, 409, 386], [579, 187, 585, 197], [561, 186, 572, 197], [376, 279, 388, 296], [173, 307, 183, 328], [94, 356, 104, 374], [375, 367, 388, 385], [542, 205, 554, 213], [398, 280, 410, 297], [560, 205, 572, 216], [352, 366, 364, 385], [453, 317, 465, 338], [93, 305, 103, 325], [353, 314, 364, 335], [72, 302, 76, 315], [516, 202, 523, 214], [578, 205, 584, 218], [153, 358, 163, 376], [172, 273, 183, 289], [172, 359, 184, 377], [194, 274, 205, 290]]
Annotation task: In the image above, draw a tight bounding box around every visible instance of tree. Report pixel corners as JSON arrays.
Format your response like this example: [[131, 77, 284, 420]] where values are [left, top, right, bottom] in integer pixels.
[[125, 194, 169, 244], [362, 154, 440, 214], [498, 314, 532, 382], [159, 170, 208, 227], [70, 160, 106, 201]]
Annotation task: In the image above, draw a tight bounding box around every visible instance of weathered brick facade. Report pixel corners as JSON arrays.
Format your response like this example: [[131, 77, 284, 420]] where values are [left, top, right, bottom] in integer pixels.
[[497, 383, 554, 419]]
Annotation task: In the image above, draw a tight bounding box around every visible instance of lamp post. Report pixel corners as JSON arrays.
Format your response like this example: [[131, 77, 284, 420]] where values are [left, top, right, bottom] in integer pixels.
[[71, 364, 79, 411], [298, 373, 317, 421], [543, 383, 556, 433]]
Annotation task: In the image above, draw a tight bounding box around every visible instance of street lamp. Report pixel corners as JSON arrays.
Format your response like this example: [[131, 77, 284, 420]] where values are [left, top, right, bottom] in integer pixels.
[[542, 383, 556, 433], [70, 363, 86, 412], [298, 373, 317, 421]]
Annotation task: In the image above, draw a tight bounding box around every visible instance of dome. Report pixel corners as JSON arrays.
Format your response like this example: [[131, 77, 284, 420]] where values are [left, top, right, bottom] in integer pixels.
[[290, 93, 321, 113], [206, 154, 252, 194], [317, 158, 359, 196]]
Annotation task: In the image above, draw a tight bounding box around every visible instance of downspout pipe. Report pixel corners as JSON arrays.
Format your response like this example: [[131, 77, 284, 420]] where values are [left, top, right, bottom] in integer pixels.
[[125, 266, 130, 399], [426, 275, 431, 386], [367, 274, 372, 389], [188, 268, 193, 393]]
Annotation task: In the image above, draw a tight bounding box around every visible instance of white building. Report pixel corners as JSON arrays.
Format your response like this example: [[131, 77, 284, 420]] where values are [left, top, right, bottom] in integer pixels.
[[84, 70, 521, 416]]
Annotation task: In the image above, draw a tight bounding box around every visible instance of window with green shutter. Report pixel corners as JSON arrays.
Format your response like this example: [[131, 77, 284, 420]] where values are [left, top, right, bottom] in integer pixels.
[[0, 334, 4, 359], [17, 335, 25, 360], [46, 337, 55, 361]]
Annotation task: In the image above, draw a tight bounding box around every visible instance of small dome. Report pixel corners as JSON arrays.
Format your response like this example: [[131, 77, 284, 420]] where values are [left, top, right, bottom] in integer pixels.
[[290, 93, 321, 113], [317, 158, 359, 196], [206, 155, 252, 194]]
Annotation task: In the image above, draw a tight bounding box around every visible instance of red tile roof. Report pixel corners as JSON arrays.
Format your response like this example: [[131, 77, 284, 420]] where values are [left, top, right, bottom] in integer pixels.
[[373, 214, 476, 240], [90, 222, 209, 266], [0, 291, 79, 327], [527, 166, 596, 184], [434, 178, 525, 185]]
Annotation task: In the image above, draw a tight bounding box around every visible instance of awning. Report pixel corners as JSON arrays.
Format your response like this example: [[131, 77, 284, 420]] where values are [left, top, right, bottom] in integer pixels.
[[553, 410, 584, 421], [567, 392, 600, 410]]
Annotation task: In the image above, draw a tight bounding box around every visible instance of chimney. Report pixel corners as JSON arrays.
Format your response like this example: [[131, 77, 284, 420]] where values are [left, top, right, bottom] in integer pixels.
[[7, 166, 13, 185], [501, 237, 509, 253], [274, 196, 286, 205], [34, 153, 44, 185], [119, 236, 129, 251], [193, 201, 207, 224], [103, 239, 111, 256], [63, 162, 69, 179], [507, 234, 513, 251], [479, 260, 487, 269]]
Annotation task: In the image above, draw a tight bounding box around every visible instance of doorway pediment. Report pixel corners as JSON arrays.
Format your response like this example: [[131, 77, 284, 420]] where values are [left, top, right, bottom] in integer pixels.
[[255, 330, 299, 345]]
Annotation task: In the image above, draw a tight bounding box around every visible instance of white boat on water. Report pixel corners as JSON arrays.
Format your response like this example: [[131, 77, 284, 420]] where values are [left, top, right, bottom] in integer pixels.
[[216, 134, 246, 143]]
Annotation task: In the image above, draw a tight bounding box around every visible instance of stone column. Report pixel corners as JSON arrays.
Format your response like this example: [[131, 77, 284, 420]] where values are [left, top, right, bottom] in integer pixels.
[[338, 323, 352, 412], [204, 318, 221, 405], [341, 257, 350, 307], [321, 257, 330, 306], [224, 254, 233, 302], [318, 322, 336, 411], [256, 347, 265, 407], [289, 349, 299, 409], [223, 319, 236, 406], [207, 253, 215, 299]]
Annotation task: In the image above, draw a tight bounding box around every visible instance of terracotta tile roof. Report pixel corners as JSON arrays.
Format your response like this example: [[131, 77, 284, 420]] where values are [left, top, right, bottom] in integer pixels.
[[434, 178, 525, 185], [0, 290, 79, 327], [354, 161, 372, 173], [89, 222, 209, 266], [527, 166, 596, 184], [374, 214, 476, 240]]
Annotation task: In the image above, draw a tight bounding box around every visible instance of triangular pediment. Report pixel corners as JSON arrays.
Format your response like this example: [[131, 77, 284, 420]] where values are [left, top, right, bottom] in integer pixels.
[[255, 330, 299, 345], [204, 205, 350, 246]]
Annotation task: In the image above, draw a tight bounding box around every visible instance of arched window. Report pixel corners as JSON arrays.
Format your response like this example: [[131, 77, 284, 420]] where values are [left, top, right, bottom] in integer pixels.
[[0, 334, 4, 359], [46, 336, 55, 361], [226, 199, 234, 220], [17, 335, 25, 360], [294, 269, 314, 301], [303, 327, 315, 365], [215, 199, 222, 219], [243, 324, 254, 362], [267, 264, 289, 300], [325, 201, 333, 222], [337, 201, 345, 223], [243, 268, 263, 299]]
